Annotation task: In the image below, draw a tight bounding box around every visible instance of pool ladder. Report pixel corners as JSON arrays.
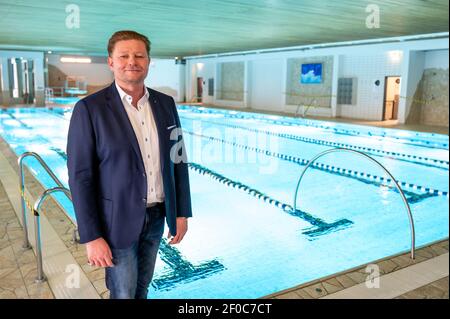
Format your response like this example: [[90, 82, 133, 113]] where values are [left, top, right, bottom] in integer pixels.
[[18, 152, 77, 283], [293, 148, 415, 260]]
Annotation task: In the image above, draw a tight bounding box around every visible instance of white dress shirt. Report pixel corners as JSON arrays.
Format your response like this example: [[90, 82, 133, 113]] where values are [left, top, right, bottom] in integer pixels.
[[115, 82, 165, 206]]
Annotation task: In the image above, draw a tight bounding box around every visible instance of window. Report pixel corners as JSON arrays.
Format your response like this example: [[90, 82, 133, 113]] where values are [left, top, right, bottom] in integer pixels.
[[208, 78, 214, 96], [337, 78, 357, 105]]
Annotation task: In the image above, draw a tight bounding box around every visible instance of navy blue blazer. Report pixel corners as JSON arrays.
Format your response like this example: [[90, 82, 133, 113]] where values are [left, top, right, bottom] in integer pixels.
[[67, 82, 192, 249]]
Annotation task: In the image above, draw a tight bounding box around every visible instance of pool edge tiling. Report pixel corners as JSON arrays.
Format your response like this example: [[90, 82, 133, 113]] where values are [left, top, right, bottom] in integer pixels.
[[265, 239, 449, 299]]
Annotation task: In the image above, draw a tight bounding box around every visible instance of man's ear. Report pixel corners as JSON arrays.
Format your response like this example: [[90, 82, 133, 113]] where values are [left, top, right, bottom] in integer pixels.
[[107, 56, 114, 71]]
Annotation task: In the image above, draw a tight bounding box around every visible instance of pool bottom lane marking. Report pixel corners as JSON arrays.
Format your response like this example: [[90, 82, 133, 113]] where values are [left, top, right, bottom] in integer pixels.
[[152, 240, 226, 292], [188, 162, 353, 239]]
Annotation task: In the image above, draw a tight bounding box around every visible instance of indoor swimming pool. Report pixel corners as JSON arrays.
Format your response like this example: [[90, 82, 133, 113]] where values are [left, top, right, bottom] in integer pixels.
[[0, 105, 448, 298]]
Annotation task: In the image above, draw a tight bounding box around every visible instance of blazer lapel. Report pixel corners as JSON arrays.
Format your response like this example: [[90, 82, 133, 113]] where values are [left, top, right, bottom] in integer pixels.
[[106, 82, 145, 171], [147, 88, 167, 175]]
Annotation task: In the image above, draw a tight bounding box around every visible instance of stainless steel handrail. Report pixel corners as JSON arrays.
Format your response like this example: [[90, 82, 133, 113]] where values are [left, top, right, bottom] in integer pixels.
[[33, 187, 72, 283], [293, 147, 416, 260], [18, 152, 76, 249]]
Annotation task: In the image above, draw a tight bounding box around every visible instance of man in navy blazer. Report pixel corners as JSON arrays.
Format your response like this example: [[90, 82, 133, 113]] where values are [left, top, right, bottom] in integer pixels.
[[67, 30, 192, 299]]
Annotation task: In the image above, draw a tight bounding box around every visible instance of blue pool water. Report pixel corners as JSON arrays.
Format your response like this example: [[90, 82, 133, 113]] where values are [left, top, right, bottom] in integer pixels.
[[47, 97, 81, 105], [0, 105, 448, 298]]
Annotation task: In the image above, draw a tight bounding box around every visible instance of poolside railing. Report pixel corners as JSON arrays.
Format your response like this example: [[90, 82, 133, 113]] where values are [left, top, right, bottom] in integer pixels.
[[18, 152, 77, 282], [293, 148, 416, 260]]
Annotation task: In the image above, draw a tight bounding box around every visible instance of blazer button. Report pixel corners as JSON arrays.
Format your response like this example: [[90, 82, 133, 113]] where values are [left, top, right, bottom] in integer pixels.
[[142, 173, 146, 177], [142, 198, 147, 203]]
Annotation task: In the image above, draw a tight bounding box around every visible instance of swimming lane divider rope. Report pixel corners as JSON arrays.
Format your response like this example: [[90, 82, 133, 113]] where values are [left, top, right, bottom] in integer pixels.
[[177, 106, 448, 149], [38, 108, 449, 167], [180, 116, 449, 169], [183, 130, 449, 199], [5, 111, 447, 199]]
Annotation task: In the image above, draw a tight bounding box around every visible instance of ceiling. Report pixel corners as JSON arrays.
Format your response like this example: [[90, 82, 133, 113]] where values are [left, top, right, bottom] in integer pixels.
[[0, 0, 448, 58]]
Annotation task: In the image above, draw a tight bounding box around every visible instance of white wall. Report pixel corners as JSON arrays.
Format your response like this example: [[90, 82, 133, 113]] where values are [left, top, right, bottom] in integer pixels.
[[424, 49, 449, 69], [249, 59, 284, 111], [185, 36, 448, 121], [47, 54, 113, 86], [339, 51, 403, 120], [145, 58, 185, 102], [400, 50, 425, 122]]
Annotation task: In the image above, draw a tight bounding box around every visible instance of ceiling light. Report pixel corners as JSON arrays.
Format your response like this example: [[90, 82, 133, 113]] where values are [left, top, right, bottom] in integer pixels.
[[60, 57, 92, 63]]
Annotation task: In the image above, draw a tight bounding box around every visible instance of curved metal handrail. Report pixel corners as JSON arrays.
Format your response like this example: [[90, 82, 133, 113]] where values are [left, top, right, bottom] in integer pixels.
[[33, 187, 72, 283], [293, 148, 415, 259], [18, 152, 76, 249]]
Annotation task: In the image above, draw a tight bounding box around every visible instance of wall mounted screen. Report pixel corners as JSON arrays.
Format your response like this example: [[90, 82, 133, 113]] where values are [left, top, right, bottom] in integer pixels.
[[300, 63, 323, 84]]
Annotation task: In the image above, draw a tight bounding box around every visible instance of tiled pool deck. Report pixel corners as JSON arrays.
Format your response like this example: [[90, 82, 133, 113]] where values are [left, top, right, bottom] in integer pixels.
[[0, 134, 448, 299]]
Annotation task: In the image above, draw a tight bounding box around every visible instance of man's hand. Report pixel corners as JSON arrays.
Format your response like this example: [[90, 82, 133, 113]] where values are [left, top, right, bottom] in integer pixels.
[[168, 217, 188, 245], [85, 237, 114, 267]]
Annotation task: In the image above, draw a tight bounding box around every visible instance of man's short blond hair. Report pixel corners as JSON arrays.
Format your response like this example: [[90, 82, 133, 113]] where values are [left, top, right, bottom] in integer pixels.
[[107, 30, 151, 56]]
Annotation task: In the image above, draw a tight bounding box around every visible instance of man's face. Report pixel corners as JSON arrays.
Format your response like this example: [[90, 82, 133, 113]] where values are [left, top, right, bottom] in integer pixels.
[[108, 39, 150, 85]]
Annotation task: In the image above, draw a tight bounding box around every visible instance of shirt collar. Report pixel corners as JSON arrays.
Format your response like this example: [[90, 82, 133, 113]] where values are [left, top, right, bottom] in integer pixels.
[[115, 82, 149, 105]]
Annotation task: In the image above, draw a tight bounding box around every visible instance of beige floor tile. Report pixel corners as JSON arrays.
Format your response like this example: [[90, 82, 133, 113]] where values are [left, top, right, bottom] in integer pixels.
[[0, 288, 17, 299], [0, 247, 18, 269], [335, 274, 358, 288], [0, 267, 17, 279], [323, 254, 449, 299], [346, 271, 368, 284], [275, 291, 302, 299], [294, 289, 314, 299], [101, 290, 110, 299], [430, 277, 449, 291], [0, 268, 25, 291], [86, 268, 105, 282], [303, 283, 327, 298], [322, 281, 343, 294], [377, 259, 399, 274], [14, 286, 30, 299], [92, 278, 108, 294], [27, 282, 54, 299]]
